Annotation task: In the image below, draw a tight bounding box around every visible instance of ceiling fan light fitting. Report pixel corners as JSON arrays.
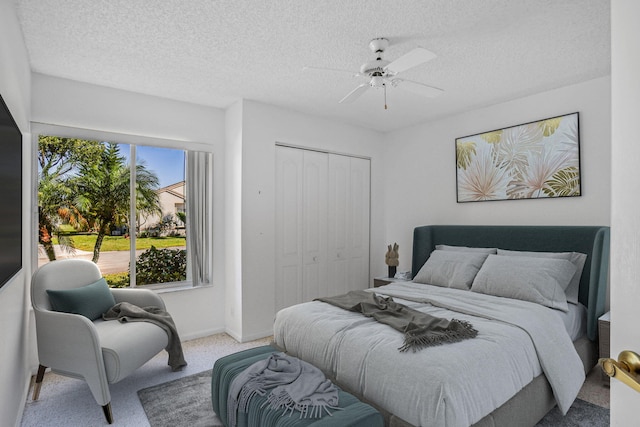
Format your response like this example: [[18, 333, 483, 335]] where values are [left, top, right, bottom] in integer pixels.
[[370, 76, 385, 88]]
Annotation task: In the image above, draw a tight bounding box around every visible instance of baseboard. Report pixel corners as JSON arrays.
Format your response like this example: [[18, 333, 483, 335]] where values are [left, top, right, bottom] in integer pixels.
[[240, 328, 273, 342], [180, 326, 226, 342], [224, 327, 272, 343], [224, 328, 242, 342], [181, 327, 272, 343]]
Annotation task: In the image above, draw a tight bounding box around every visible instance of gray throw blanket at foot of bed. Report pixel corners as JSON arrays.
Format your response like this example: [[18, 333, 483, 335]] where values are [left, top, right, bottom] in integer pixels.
[[317, 290, 478, 352], [103, 301, 187, 371], [227, 352, 339, 427]]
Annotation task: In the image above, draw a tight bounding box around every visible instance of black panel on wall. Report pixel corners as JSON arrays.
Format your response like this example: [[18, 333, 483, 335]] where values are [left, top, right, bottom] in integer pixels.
[[0, 94, 22, 289]]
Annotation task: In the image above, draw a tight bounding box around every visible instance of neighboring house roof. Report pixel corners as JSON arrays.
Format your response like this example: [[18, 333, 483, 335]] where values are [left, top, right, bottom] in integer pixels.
[[156, 181, 185, 201]]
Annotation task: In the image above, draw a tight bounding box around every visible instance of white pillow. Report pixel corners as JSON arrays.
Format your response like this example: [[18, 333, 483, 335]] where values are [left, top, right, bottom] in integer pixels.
[[496, 249, 587, 304], [471, 254, 576, 312], [436, 244, 497, 254], [413, 250, 490, 290]]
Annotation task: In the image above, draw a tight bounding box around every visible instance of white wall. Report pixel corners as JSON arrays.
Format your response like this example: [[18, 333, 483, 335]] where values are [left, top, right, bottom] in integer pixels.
[[382, 77, 611, 274], [31, 74, 228, 340], [224, 100, 244, 339], [233, 100, 385, 340], [0, 1, 32, 426], [611, 1, 640, 425]]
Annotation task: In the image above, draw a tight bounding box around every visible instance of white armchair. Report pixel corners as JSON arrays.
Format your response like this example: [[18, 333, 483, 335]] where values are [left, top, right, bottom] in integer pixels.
[[31, 259, 170, 424]]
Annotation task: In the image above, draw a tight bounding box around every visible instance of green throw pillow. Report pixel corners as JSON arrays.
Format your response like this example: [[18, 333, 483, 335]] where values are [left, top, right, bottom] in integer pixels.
[[47, 278, 116, 320]]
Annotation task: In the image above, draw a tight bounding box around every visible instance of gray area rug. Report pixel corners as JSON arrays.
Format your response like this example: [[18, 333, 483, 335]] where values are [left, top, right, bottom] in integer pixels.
[[139, 370, 610, 427], [535, 398, 610, 426], [138, 370, 222, 427]]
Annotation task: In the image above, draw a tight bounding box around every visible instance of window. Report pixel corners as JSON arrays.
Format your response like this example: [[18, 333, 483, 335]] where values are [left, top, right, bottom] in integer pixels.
[[36, 132, 212, 288]]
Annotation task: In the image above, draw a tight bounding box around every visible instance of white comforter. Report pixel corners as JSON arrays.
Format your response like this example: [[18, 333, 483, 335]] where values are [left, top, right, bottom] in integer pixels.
[[273, 281, 585, 427]]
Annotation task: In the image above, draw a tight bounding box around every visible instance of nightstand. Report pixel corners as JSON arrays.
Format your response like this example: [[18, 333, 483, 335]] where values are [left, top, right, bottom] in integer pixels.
[[373, 277, 393, 287], [598, 311, 611, 385], [373, 277, 409, 287]]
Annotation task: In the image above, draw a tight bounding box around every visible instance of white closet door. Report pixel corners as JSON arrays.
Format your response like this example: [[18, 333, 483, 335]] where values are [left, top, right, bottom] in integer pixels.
[[327, 154, 350, 295], [276, 146, 369, 310], [301, 150, 328, 302], [347, 156, 370, 291], [275, 146, 304, 311], [275, 146, 328, 310], [327, 154, 370, 294]]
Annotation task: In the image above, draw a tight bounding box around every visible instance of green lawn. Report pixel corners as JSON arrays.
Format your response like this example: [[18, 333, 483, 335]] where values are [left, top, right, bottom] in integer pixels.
[[53, 234, 186, 251]]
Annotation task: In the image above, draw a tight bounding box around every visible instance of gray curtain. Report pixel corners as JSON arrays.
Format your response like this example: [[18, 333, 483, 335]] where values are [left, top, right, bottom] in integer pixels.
[[186, 150, 212, 286]]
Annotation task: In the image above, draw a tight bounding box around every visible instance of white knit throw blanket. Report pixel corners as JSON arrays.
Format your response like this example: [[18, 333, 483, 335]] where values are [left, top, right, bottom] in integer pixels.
[[227, 352, 339, 427]]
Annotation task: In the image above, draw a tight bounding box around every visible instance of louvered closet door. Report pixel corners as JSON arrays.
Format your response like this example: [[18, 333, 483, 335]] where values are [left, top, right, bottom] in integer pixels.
[[327, 154, 370, 294], [275, 146, 328, 311]]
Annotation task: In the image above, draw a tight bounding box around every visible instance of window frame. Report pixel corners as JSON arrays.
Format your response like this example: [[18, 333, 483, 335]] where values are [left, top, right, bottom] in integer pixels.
[[31, 122, 214, 290]]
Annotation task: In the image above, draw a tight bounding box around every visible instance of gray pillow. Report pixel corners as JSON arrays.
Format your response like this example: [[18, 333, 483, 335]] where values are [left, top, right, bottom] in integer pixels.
[[47, 278, 116, 320], [496, 249, 587, 304], [436, 244, 497, 254], [413, 250, 490, 290], [471, 255, 576, 312]]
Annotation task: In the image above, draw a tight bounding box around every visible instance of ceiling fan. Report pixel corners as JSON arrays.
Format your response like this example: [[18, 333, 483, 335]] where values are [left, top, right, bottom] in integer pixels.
[[304, 37, 443, 109]]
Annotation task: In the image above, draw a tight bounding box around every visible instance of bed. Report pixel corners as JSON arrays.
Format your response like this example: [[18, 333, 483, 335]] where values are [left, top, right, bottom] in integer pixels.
[[273, 225, 610, 427]]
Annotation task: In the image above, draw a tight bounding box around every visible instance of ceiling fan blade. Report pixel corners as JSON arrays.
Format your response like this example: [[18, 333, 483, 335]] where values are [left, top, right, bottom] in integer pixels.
[[385, 47, 437, 74], [303, 66, 359, 77], [393, 78, 444, 98], [339, 84, 370, 104], [385, 35, 425, 46]]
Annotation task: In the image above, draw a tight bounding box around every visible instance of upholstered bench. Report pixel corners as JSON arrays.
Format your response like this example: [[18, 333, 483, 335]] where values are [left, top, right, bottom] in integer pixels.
[[212, 345, 384, 427]]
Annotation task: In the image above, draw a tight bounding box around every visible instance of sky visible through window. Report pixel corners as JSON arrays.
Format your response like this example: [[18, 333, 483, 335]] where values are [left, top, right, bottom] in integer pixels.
[[128, 145, 185, 188]]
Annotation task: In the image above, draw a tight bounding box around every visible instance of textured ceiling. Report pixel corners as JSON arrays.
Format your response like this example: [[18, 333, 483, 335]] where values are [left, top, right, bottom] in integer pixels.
[[16, 0, 610, 132]]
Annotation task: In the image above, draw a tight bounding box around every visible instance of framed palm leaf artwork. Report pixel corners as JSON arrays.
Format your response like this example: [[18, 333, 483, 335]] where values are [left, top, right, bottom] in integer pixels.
[[455, 112, 581, 202]]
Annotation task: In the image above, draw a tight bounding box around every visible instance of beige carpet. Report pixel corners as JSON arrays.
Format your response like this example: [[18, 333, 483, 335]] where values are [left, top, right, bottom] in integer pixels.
[[578, 365, 610, 409]]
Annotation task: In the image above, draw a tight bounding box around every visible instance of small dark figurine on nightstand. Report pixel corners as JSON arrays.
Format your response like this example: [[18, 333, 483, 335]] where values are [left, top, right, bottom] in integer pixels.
[[385, 243, 399, 278]]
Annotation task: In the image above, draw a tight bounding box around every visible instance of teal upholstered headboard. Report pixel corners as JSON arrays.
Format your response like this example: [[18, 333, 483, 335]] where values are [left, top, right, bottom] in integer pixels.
[[411, 225, 610, 341]]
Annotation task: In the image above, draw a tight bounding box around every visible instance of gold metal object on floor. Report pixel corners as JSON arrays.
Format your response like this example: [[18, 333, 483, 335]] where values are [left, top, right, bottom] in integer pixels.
[[599, 350, 640, 393]]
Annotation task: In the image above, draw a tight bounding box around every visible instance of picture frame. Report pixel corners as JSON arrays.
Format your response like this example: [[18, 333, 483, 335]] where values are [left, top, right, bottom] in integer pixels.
[[455, 112, 580, 203]]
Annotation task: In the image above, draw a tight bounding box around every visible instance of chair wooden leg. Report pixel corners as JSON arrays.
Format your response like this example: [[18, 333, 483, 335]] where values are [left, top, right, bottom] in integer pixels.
[[102, 402, 113, 424], [32, 365, 47, 401]]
